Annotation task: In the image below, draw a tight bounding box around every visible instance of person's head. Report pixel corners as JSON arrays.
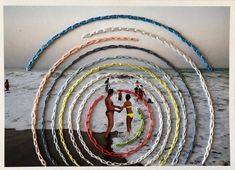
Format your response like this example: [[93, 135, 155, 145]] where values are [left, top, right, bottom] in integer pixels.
[[6, 79, 8, 82], [136, 80, 139, 84], [126, 94, 131, 101], [140, 85, 143, 88], [107, 89, 114, 96]]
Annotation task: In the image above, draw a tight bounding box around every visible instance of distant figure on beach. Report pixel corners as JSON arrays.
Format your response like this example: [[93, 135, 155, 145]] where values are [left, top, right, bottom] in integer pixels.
[[121, 94, 134, 133], [134, 80, 140, 94], [147, 98, 154, 104], [137, 85, 145, 101], [105, 78, 111, 92], [135, 80, 140, 89], [134, 87, 139, 96], [104, 89, 122, 139], [5, 79, 10, 91], [118, 91, 122, 101]]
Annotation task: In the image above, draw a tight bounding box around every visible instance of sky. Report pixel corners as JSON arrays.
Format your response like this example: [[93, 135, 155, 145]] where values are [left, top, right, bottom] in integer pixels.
[[3, 6, 229, 70]]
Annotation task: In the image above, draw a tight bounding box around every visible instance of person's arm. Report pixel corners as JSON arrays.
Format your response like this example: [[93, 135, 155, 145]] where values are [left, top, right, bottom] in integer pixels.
[[113, 101, 122, 109], [119, 102, 127, 110], [113, 105, 122, 109], [116, 103, 125, 113]]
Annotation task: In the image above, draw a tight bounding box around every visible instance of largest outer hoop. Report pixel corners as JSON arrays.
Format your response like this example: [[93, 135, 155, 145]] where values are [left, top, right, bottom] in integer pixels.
[[26, 15, 212, 71]]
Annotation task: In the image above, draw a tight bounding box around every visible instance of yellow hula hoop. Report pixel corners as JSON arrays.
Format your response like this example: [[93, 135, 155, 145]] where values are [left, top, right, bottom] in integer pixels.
[[58, 63, 180, 165]]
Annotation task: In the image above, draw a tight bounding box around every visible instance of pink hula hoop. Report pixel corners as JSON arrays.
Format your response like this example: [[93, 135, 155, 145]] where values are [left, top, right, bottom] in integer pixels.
[[85, 89, 155, 158]]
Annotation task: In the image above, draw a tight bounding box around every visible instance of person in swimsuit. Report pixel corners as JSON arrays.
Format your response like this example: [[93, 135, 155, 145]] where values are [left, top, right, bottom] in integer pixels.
[[122, 94, 134, 133], [104, 89, 122, 138], [137, 85, 145, 101]]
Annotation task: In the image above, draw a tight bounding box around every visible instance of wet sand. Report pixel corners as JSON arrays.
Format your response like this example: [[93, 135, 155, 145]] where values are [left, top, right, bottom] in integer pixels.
[[5, 129, 143, 166]]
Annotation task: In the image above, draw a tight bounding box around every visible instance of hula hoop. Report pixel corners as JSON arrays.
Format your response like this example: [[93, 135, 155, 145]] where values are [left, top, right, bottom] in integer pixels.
[[85, 90, 153, 158], [34, 43, 200, 166], [70, 72, 164, 165], [26, 15, 212, 71], [59, 63, 179, 165], [115, 108, 145, 147], [44, 46, 188, 165], [75, 76, 162, 165]]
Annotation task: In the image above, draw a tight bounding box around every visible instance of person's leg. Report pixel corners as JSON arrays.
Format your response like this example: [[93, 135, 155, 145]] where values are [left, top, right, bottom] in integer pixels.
[[129, 118, 132, 133], [126, 116, 132, 133], [105, 112, 114, 138], [126, 116, 129, 133]]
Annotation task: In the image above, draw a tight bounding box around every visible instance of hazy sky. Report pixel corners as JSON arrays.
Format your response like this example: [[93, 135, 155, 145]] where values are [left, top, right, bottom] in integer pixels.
[[4, 6, 229, 70]]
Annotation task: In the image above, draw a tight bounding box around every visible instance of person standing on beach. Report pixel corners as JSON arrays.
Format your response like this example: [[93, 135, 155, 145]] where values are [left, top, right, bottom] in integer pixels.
[[134, 80, 140, 97], [105, 78, 111, 92], [134, 87, 139, 96], [137, 85, 145, 101], [5, 79, 10, 91], [135, 80, 140, 89], [121, 94, 134, 133], [104, 89, 122, 138], [118, 90, 122, 101]]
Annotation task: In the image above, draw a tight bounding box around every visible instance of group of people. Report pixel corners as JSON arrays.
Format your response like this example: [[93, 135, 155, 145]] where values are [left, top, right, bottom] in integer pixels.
[[134, 80, 145, 102], [135, 80, 153, 104], [104, 88, 134, 139], [105, 78, 151, 102], [103, 78, 153, 139]]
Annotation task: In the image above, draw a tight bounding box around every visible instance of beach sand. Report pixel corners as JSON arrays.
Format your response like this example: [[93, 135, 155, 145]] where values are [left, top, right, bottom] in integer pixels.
[[4, 69, 230, 166], [5, 129, 143, 166]]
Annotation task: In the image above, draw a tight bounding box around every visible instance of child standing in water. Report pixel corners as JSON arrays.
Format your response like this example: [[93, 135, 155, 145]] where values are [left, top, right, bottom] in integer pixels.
[[122, 94, 134, 133]]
